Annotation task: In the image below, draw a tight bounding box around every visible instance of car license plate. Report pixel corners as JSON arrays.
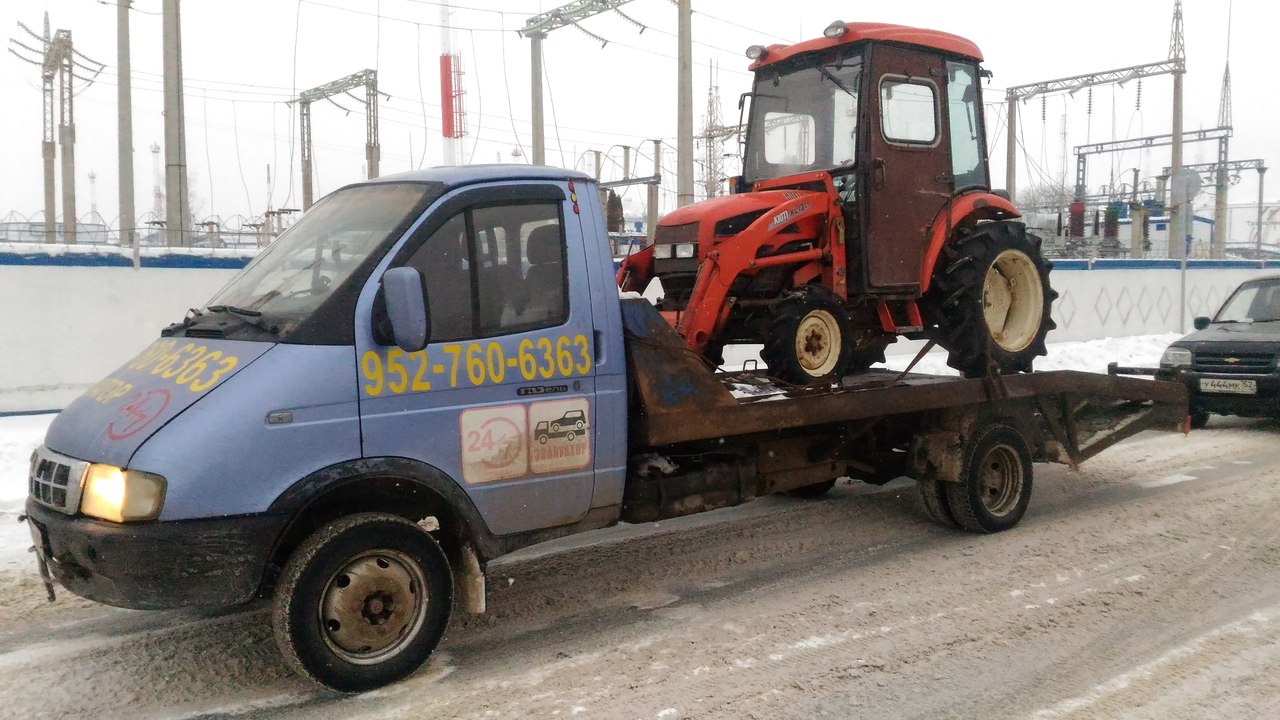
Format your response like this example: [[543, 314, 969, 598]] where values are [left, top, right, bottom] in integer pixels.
[[1199, 378, 1257, 395]]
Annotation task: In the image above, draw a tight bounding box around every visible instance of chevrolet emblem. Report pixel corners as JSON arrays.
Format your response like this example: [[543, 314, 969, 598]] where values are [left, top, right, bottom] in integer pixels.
[[1224, 357, 1240, 364]]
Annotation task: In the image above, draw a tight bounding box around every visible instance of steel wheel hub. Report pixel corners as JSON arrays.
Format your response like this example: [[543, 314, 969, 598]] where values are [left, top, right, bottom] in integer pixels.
[[319, 549, 429, 665], [983, 249, 1044, 353], [795, 309, 841, 376], [978, 443, 1023, 517]]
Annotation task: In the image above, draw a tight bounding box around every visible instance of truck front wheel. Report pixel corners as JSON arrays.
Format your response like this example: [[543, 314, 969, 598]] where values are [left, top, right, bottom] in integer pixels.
[[272, 512, 454, 692], [927, 222, 1056, 378]]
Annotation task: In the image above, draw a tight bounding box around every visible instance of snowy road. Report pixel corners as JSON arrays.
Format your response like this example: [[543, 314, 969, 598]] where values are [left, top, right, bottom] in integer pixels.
[[4, 417, 1280, 719]]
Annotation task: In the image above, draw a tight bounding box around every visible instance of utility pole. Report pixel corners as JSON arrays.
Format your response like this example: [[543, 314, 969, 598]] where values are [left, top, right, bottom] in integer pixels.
[[162, 0, 190, 247], [117, 0, 135, 250], [1167, 0, 1186, 257], [676, 0, 694, 207], [521, 1, 638, 166], [648, 139, 661, 242]]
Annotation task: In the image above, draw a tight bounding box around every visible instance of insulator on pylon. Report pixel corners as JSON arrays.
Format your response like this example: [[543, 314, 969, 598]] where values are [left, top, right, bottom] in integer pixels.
[[1041, 95, 1047, 122], [1087, 87, 1093, 115], [1135, 79, 1142, 111]]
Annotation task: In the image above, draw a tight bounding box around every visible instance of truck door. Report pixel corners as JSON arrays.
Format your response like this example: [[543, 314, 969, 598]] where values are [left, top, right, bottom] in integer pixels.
[[863, 44, 953, 291], [356, 182, 600, 535]]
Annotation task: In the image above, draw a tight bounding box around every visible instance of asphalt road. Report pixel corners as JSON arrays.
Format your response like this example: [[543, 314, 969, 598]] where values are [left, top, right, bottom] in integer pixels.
[[3, 418, 1280, 719]]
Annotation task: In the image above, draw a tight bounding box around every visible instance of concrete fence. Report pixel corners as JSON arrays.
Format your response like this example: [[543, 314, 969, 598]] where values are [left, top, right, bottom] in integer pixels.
[[4, 248, 1280, 412]]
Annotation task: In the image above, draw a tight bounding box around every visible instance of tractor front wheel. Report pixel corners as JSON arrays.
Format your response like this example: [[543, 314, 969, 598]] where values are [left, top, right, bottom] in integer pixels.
[[927, 222, 1056, 378], [761, 286, 854, 385]]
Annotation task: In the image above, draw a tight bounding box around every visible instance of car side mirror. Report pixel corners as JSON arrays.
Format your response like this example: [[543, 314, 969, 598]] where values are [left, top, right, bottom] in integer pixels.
[[1193, 316, 1211, 331], [381, 267, 430, 352]]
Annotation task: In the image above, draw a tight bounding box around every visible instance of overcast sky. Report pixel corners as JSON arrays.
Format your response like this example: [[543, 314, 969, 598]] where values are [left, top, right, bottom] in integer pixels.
[[1, 0, 1274, 228]]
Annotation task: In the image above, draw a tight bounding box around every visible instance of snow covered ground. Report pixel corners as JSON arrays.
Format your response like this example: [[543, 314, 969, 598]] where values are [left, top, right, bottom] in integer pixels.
[[0, 333, 1180, 579]]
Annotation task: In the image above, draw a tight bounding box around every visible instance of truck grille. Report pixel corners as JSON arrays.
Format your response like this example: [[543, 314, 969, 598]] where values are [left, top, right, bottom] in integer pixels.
[[1192, 351, 1274, 374], [28, 446, 87, 514]]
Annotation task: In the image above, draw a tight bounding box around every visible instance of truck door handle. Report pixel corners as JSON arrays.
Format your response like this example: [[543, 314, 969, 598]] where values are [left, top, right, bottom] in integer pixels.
[[593, 330, 605, 365], [872, 157, 886, 188]]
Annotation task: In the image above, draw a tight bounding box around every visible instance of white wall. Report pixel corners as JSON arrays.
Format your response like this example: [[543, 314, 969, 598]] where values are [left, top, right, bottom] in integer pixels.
[[3, 259, 1279, 412], [0, 265, 238, 412]]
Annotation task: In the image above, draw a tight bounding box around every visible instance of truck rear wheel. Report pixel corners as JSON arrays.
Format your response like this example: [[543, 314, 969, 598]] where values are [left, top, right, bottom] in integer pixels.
[[761, 286, 854, 385], [928, 222, 1056, 378], [943, 423, 1033, 533], [272, 512, 453, 692], [916, 478, 958, 528]]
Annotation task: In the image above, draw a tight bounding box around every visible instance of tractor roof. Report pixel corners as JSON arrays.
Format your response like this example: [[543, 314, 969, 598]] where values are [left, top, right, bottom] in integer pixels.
[[748, 22, 983, 71]]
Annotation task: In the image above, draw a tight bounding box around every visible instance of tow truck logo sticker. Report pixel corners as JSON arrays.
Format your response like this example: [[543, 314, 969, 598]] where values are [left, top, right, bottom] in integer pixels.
[[459, 406, 528, 484], [529, 399, 590, 474], [107, 389, 171, 441]]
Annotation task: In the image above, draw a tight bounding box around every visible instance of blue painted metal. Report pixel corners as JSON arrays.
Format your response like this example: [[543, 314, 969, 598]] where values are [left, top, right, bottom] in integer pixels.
[[0, 251, 252, 269]]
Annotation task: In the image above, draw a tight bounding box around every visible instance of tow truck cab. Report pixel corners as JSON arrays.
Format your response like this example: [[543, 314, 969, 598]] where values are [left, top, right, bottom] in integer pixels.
[[26, 165, 628, 612]]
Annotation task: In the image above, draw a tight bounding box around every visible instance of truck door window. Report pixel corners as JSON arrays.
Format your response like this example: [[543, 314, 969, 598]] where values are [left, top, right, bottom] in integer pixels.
[[401, 202, 568, 341], [879, 78, 939, 145], [945, 61, 987, 190]]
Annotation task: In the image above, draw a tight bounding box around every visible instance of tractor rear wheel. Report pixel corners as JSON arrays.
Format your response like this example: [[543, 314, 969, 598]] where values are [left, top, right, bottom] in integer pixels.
[[927, 222, 1056, 378], [761, 286, 854, 385]]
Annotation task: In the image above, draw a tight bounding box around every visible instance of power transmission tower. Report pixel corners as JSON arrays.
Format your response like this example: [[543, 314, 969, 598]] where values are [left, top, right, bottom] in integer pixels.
[[297, 69, 381, 210], [9, 13, 105, 244], [697, 62, 742, 200], [520, 1, 637, 165]]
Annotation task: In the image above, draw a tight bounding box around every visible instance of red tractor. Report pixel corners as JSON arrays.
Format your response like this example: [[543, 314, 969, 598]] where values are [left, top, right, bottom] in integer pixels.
[[618, 21, 1056, 384]]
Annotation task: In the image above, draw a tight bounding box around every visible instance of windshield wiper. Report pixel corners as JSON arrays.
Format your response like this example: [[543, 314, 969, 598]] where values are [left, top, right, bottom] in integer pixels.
[[205, 304, 280, 334], [820, 65, 858, 99]]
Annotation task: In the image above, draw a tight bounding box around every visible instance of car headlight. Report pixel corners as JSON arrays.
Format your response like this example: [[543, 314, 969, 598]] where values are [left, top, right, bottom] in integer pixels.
[[80, 464, 166, 522], [1160, 347, 1193, 368], [652, 243, 673, 259], [674, 242, 697, 259]]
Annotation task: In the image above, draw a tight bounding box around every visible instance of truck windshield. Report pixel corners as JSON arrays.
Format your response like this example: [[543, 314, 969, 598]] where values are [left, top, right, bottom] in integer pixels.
[[743, 51, 862, 183], [1215, 278, 1280, 323], [205, 183, 437, 339]]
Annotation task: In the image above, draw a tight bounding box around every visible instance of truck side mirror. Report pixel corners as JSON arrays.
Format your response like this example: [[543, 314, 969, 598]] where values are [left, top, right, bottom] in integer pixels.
[[381, 267, 431, 352], [1193, 316, 1211, 330]]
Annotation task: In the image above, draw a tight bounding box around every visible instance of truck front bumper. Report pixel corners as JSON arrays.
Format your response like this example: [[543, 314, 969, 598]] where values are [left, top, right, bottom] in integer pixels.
[[25, 499, 288, 610]]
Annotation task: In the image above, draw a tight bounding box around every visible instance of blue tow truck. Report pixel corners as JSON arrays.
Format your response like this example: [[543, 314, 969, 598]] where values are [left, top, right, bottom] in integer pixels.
[[24, 166, 1186, 691]]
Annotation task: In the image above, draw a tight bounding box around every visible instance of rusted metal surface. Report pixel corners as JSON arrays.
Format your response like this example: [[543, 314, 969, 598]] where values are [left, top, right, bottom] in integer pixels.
[[621, 299, 737, 429]]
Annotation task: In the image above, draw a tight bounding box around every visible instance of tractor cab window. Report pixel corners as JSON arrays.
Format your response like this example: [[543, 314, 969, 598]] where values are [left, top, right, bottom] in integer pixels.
[[879, 78, 938, 145], [946, 61, 988, 190], [401, 202, 568, 341], [744, 52, 862, 183]]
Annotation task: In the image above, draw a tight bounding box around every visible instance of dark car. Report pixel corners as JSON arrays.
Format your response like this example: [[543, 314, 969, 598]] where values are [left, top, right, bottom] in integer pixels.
[[1160, 275, 1280, 428]]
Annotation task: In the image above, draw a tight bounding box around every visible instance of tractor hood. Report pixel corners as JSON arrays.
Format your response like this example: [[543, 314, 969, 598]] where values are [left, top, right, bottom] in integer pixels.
[[658, 189, 827, 237]]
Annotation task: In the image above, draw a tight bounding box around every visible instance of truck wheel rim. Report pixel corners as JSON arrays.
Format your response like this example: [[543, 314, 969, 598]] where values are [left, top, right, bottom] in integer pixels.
[[983, 250, 1044, 353], [795, 309, 841, 377], [319, 548, 430, 665], [979, 443, 1023, 517]]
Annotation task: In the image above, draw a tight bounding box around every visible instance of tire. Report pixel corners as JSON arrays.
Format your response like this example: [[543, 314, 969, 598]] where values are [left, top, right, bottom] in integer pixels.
[[566, 430, 577, 442], [272, 512, 453, 692], [784, 478, 838, 499], [1189, 411, 1210, 430], [761, 286, 854, 385], [943, 423, 1034, 533], [574, 420, 585, 431], [551, 422, 561, 433], [538, 434, 548, 444], [926, 221, 1057, 378], [916, 478, 958, 528]]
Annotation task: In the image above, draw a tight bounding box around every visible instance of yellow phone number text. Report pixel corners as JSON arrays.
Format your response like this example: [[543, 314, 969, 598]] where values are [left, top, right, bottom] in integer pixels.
[[362, 335, 592, 396], [124, 339, 240, 393]]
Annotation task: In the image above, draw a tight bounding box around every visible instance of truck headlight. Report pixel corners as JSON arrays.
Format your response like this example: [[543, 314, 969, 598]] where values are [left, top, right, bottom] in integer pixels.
[[1160, 347, 1193, 368], [80, 464, 166, 522], [652, 243, 674, 259], [674, 242, 697, 259]]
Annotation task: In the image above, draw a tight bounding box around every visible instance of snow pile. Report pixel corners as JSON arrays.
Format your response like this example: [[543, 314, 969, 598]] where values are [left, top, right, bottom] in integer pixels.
[[882, 333, 1181, 376]]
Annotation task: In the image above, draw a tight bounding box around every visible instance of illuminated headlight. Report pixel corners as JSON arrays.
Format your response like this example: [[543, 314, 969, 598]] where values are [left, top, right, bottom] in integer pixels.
[[652, 244, 674, 259], [80, 464, 166, 522], [674, 242, 697, 259], [823, 21, 848, 39], [745, 44, 767, 60], [1160, 347, 1193, 368]]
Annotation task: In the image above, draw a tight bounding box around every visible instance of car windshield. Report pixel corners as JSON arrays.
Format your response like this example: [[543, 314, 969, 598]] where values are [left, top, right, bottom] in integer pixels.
[[743, 50, 862, 183], [204, 183, 436, 338], [1214, 278, 1280, 323]]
